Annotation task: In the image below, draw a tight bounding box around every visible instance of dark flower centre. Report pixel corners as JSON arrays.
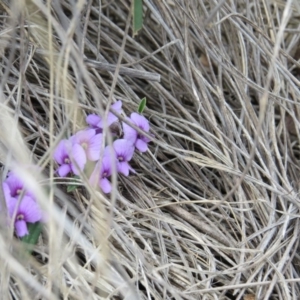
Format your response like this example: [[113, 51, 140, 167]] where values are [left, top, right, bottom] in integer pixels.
[[103, 172, 107, 177], [64, 157, 70, 164], [118, 156, 124, 162], [16, 189, 22, 195], [17, 214, 24, 221], [95, 128, 102, 134], [137, 128, 145, 140]]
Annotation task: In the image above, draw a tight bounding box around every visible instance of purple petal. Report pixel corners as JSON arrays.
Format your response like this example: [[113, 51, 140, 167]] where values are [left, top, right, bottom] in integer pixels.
[[135, 139, 148, 152], [57, 164, 72, 177], [100, 177, 112, 194], [113, 139, 135, 161], [86, 114, 101, 128], [111, 100, 122, 112], [7, 197, 18, 217], [86, 134, 102, 161], [70, 144, 87, 175], [123, 121, 138, 144], [103, 145, 115, 159], [68, 134, 76, 144], [19, 196, 42, 223], [107, 112, 118, 126], [141, 135, 151, 143], [117, 161, 130, 176], [53, 140, 68, 165], [5, 173, 36, 200], [73, 129, 96, 145], [97, 113, 117, 129], [98, 100, 123, 129], [130, 113, 150, 131], [101, 155, 114, 177], [15, 220, 28, 237], [5, 174, 23, 197]]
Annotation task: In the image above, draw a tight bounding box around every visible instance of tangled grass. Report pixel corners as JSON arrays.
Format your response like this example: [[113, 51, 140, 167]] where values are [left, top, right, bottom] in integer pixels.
[[0, 0, 300, 299]]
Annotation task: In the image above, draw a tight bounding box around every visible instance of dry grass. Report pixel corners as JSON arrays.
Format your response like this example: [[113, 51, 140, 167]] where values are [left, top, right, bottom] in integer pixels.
[[0, 0, 300, 299]]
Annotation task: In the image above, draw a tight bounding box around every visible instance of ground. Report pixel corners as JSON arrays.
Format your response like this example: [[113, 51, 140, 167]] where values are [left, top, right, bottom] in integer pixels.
[[0, 1, 299, 300]]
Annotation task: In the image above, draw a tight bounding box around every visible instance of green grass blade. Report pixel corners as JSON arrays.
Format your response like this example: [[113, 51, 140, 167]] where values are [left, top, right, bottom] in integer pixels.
[[132, 0, 143, 36], [138, 97, 147, 114]]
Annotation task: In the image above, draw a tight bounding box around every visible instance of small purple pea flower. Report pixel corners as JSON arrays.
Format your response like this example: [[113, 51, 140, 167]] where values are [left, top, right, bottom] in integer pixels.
[[4, 172, 36, 201], [53, 139, 86, 177], [86, 100, 122, 133], [72, 129, 102, 161], [2, 182, 42, 237], [104, 139, 135, 176], [90, 156, 114, 194], [123, 113, 151, 152]]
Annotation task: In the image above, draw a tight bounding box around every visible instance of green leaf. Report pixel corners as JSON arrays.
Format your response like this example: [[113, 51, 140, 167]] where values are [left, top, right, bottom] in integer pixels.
[[132, 0, 143, 36], [138, 97, 147, 114], [21, 222, 43, 254], [67, 184, 78, 193]]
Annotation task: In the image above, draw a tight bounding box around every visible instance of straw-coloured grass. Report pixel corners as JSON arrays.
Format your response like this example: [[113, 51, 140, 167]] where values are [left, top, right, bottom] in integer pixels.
[[0, 0, 300, 299]]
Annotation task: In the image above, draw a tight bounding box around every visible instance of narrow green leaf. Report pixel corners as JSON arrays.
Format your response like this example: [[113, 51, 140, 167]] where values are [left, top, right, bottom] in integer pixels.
[[138, 97, 147, 114], [133, 0, 143, 36], [21, 222, 43, 254]]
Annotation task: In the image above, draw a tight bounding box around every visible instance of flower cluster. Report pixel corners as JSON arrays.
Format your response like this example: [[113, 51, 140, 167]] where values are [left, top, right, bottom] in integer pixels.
[[2, 172, 42, 237], [53, 100, 151, 193]]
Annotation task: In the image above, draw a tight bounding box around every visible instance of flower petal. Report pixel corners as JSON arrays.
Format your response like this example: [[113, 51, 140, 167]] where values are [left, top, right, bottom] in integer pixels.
[[117, 161, 130, 176], [98, 101, 123, 129], [86, 134, 102, 161], [111, 100, 122, 112], [19, 196, 42, 223], [141, 135, 151, 143], [5, 174, 23, 197], [123, 121, 138, 144], [15, 220, 28, 237], [103, 145, 115, 159], [100, 177, 112, 194], [57, 164, 71, 177], [114, 139, 135, 161], [4, 172, 36, 200], [86, 114, 101, 128], [107, 112, 118, 126], [70, 144, 87, 175], [101, 155, 114, 177], [53, 140, 68, 165], [68, 134, 76, 144], [135, 139, 148, 152], [130, 113, 150, 131], [73, 129, 96, 145], [7, 197, 18, 218], [97, 113, 117, 129]]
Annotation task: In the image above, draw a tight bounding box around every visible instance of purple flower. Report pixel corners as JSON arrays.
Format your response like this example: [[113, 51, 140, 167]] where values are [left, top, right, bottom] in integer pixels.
[[3, 182, 42, 237], [4, 172, 36, 200], [72, 129, 102, 161], [104, 139, 134, 176], [90, 156, 115, 194], [86, 100, 122, 133], [123, 113, 151, 152], [53, 139, 86, 177]]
